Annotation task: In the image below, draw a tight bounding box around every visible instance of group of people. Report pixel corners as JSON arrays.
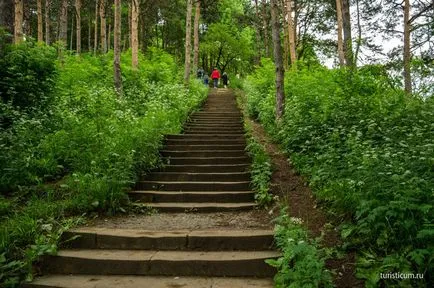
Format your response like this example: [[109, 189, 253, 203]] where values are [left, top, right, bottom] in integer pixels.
[[197, 68, 229, 88]]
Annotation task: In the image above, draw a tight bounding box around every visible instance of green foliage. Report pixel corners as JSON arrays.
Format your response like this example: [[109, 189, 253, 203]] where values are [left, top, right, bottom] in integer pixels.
[[245, 61, 434, 286], [267, 208, 334, 288], [0, 41, 57, 114], [0, 44, 208, 286], [244, 122, 273, 207]]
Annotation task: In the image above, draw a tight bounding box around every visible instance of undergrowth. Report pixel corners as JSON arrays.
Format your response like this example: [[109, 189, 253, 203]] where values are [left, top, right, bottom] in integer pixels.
[[0, 41, 207, 286], [244, 58, 433, 287], [267, 208, 334, 288]]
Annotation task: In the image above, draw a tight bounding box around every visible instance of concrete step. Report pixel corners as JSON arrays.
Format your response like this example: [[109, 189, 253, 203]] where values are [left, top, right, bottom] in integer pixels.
[[136, 181, 250, 191], [183, 130, 244, 135], [193, 112, 242, 116], [165, 157, 250, 165], [164, 144, 246, 151], [24, 275, 274, 288], [163, 164, 249, 173], [185, 123, 244, 128], [62, 228, 274, 251], [41, 249, 278, 277], [165, 139, 246, 146], [161, 150, 246, 158], [146, 172, 250, 182], [166, 134, 245, 140], [129, 191, 254, 203], [184, 125, 244, 130], [188, 119, 243, 123], [184, 127, 244, 133], [132, 202, 257, 213]]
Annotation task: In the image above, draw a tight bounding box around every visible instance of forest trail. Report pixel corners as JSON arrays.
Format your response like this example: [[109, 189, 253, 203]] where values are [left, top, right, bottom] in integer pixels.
[[25, 89, 278, 287]]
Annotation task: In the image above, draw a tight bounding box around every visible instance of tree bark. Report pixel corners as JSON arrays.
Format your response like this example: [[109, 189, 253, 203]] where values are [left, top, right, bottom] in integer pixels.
[[286, 0, 297, 67], [354, 0, 362, 67], [341, 0, 353, 67], [13, 0, 23, 44], [59, 0, 68, 46], [94, 0, 98, 54], [254, 0, 261, 63], [114, 0, 122, 94], [193, 0, 201, 72], [184, 0, 193, 84], [37, 0, 43, 43], [270, 0, 285, 120], [403, 0, 412, 94], [336, 0, 345, 67], [261, 0, 270, 57], [70, 13, 74, 50], [75, 0, 82, 54], [131, 0, 139, 69], [100, 0, 107, 53], [45, 0, 51, 45]]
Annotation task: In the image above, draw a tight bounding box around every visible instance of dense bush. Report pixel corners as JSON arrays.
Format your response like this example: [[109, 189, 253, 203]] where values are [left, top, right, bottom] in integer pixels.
[[0, 41, 57, 114], [0, 43, 207, 286], [244, 62, 433, 287]]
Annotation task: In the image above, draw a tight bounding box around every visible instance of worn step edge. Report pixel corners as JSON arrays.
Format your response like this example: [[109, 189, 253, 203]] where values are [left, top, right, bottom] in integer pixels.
[[62, 228, 274, 251], [23, 275, 274, 288], [129, 191, 254, 203], [133, 202, 256, 212], [41, 249, 278, 277], [136, 181, 251, 191]]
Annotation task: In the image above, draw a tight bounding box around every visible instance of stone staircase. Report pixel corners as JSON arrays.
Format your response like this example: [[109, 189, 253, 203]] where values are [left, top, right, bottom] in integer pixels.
[[25, 90, 278, 288]]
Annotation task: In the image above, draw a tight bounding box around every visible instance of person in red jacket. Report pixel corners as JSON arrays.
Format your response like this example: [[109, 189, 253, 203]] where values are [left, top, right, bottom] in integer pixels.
[[211, 67, 220, 88]]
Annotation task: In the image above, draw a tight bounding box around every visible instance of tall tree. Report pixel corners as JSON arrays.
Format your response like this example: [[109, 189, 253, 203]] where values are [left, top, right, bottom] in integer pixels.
[[285, 0, 297, 66], [403, 0, 411, 94], [13, 0, 23, 44], [114, 0, 122, 93], [100, 0, 107, 53], [37, 0, 43, 43], [59, 0, 68, 45], [261, 0, 270, 57], [336, 0, 345, 67], [131, 0, 139, 69], [270, 0, 285, 119], [341, 0, 353, 67], [45, 0, 51, 45], [94, 0, 98, 53], [184, 0, 193, 84], [193, 0, 201, 72], [75, 0, 82, 53], [254, 0, 261, 63]]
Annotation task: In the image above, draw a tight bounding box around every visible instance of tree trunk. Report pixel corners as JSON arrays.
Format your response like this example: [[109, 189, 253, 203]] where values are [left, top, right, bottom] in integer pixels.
[[128, 2, 132, 49], [94, 0, 98, 54], [70, 14, 74, 50], [45, 0, 51, 45], [59, 0, 68, 46], [403, 0, 412, 94], [184, 0, 193, 84], [100, 0, 107, 53], [114, 0, 122, 94], [254, 0, 261, 64], [354, 0, 362, 67], [108, 24, 111, 50], [336, 0, 345, 67], [341, 0, 353, 67], [193, 0, 201, 72], [286, 0, 297, 67], [37, 0, 43, 43], [75, 0, 82, 54], [270, 0, 285, 120], [282, 0, 289, 69], [88, 12, 91, 52], [13, 0, 23, 44], [131, 0, 139, 69], [261, 0, 270, 57]]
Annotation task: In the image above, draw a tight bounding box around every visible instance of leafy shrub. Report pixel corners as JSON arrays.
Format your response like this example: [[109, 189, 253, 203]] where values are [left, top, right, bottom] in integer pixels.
[[0, 41, 57, 113], [267, 208, 333, 288], [244, 122, 273, 207], [244, 61, 434, 286]]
